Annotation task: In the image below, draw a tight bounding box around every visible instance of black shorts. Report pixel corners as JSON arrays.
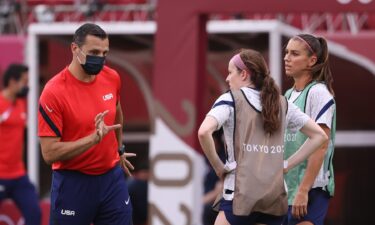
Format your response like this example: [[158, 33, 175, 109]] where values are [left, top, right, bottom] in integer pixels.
[[219, 199, 285, 225], [283, 188, 331, 225]]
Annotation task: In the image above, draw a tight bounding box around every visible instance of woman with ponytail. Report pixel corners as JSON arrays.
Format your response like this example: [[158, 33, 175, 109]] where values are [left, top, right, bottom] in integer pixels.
[[283, 34, 336, 225], [198, 49, 327, 225]]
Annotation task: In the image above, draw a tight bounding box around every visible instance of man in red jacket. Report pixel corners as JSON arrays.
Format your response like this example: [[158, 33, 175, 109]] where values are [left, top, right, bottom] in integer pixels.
[[0, 63, 41, 225]]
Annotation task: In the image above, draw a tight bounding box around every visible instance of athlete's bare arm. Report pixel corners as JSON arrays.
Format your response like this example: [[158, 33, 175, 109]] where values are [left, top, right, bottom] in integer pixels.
[[114, 102, 123, 145], [284, 119, 328, 174], [198, 116, 226, 178], [291, 125, 330, 219], [115, 102, 136, 176], [40, 110, 121, 164]]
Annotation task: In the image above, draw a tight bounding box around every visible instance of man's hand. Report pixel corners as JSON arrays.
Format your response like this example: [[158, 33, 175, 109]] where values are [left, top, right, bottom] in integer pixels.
[[120, 153, 136, 176], [94, 110, 122, 143], [292, 189, 309, 219]]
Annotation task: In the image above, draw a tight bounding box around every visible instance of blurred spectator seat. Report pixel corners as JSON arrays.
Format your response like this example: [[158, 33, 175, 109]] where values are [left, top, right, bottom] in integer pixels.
[[25, 0, 74, 5]]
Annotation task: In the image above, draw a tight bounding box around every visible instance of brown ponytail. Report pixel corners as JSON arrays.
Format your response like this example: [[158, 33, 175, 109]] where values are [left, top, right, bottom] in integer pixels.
[[240, 49, 281, 135], [315, 37, 334, 95], [260, 75, 281, 135]]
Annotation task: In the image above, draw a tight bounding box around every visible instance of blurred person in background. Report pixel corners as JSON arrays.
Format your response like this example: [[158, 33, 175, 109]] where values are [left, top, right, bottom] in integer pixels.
[[198, 49, 328, 225], [38, 23, 135, 225], [127, 161, 149, 225], [283, 34, 336, 225], [0, 64, 41, 225]]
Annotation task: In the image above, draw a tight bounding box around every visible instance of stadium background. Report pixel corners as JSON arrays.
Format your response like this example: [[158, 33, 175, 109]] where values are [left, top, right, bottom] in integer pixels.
[[0, 0, 374, 224]]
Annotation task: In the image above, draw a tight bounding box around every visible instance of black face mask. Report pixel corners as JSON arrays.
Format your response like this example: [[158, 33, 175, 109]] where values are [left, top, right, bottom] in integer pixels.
[[16, 86, 29, 98], [79, 51, 106, 75]]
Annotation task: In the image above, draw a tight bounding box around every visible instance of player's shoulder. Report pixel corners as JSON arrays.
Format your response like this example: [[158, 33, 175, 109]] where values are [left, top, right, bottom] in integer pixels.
[[211, 91, 233, 109], [306, 83, 334, 110], [41, 68, 69, 99], [309, 83, 333, 98], [99, 66, 121, 87], [216, 91, 233, 103], [101, 66, 120, 78], [43, 69, 66, 91]]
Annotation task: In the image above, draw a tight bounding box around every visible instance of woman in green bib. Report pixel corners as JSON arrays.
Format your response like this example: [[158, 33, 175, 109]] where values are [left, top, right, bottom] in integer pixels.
[[283, 34, 336, 225]]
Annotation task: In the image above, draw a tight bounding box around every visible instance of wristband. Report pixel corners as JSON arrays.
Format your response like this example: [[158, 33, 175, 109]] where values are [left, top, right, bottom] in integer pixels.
[[118, 144, 125, 156], [283, 160, 288, 170]]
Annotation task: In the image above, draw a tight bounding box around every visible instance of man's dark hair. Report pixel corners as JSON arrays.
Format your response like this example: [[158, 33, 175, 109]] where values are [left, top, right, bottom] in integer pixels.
[[3, 63, 28, 88], [73, 23, 108, 47]]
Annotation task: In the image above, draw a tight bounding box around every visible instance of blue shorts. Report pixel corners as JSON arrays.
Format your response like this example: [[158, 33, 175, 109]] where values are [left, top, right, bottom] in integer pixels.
[[0, 175, 41, 225], [283, 188, 330, 225], [49, 165, 132, 225], [219, 199, 285, 225]]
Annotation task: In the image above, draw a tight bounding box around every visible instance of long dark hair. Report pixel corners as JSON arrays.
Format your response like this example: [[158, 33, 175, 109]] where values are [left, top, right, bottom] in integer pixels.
[[238, 49, 281, 135], [294, 34, 334, 95]]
